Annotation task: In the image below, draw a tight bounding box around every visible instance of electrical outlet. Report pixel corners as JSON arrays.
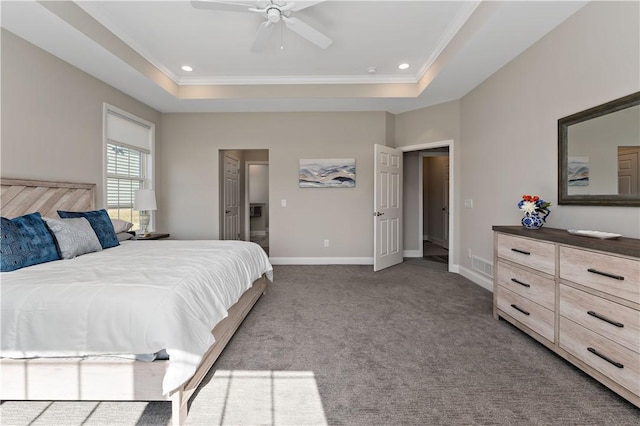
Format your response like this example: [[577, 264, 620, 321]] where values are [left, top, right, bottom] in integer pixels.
[[281, 199, 287, 207], [468, 249, 472, 258], [464, 199, 473, 208], [324, 239, 330, 247]]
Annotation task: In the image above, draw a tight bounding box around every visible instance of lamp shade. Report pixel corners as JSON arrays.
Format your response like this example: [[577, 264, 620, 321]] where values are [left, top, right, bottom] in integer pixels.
[[134, 189, 157, 211]]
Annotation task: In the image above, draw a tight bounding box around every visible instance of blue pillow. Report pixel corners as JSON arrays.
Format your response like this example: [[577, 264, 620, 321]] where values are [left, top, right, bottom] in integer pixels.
[[1, 212, 60, 272], [57, 209, 119, 249]]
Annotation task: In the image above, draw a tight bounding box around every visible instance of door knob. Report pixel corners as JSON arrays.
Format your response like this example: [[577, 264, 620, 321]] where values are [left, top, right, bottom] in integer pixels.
[[225, 210, 231, 214], [373, 212, 384, 216]]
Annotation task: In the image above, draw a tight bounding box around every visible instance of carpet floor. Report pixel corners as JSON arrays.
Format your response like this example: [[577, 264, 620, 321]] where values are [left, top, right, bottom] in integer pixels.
[[423, 240, 449, 265], [2, 264, 638, 425]]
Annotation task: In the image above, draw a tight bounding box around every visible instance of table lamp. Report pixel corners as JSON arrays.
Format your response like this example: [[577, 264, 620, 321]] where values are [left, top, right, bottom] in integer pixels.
[[134, 189, 157, 237]]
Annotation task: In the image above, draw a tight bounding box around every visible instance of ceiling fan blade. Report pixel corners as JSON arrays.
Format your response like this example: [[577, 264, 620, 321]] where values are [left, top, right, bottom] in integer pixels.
[[290, 1, 325, 12], [250, 21, 275, 52], [282, 16, 332, 49], [190, 0, 256, 13]]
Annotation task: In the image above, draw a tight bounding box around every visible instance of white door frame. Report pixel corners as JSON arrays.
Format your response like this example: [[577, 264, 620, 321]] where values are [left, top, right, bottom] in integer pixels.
[[399, 140, 455, 273], [244, 160, 269, 242]]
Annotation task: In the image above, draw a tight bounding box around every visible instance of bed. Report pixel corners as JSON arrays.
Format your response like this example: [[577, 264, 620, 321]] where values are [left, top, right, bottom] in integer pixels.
[[0, 178, 273, 425]]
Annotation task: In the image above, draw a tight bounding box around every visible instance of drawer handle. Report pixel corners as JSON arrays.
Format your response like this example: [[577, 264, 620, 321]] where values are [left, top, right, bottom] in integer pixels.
[[587, 268, 624, 281], [510, 304, 530, 316], [511, 248, 530, 255], [587, 311, 624, 328], [587, 347, 624, 369], [510, 278, 531, 288]]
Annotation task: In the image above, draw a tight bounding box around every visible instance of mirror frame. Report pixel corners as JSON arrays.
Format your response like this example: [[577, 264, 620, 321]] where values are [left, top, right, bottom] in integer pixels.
[[558, 91, 640, 206]]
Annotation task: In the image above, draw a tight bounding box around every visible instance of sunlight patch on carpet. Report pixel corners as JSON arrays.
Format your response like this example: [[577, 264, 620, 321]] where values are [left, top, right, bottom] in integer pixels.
[[187, 370, 327, 425]]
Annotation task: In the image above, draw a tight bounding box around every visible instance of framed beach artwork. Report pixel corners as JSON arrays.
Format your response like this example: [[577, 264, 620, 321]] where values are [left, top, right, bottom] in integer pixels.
[[567, 156, 589, 186], [299, 158, 356, 188]]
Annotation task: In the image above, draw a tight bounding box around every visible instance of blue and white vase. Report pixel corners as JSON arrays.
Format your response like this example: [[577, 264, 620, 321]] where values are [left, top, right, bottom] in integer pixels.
[[521, 210, 549, 230]]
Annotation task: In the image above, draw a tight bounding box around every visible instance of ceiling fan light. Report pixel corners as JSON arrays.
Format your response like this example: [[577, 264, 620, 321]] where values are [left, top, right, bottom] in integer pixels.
[[267, 8, 281, 23]]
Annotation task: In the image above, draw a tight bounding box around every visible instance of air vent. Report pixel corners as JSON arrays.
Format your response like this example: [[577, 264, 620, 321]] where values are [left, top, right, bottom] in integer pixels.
[[472, 255, 494, 278]]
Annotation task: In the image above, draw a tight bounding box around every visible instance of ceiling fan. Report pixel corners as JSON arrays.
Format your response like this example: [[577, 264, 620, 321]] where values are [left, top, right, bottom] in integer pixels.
[[191, 0, 332, 52]]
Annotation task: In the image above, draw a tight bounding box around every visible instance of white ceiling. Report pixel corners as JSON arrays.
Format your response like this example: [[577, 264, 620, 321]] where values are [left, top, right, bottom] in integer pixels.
[[1, 1, 588, 114]]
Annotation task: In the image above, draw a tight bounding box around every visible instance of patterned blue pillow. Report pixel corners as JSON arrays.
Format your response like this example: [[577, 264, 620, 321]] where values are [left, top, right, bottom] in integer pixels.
[[57, 209, 119, 249], [1, 212, 60, 272]]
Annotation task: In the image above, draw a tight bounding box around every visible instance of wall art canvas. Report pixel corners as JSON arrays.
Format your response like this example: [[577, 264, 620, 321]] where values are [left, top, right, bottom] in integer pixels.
[[299, 158, 356, 188], [567, 156, 589, 186]]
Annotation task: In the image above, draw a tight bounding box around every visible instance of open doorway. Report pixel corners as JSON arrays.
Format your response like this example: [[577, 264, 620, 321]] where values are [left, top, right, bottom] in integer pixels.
[[246, 161, 269, 255], [219, 149, 269, 249], [398, 140, 454, 272], [422, 151, 449, 265]]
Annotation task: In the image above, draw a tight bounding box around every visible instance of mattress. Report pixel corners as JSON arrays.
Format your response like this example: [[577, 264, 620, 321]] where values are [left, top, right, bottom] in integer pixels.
[[1, 239, 273, 394]]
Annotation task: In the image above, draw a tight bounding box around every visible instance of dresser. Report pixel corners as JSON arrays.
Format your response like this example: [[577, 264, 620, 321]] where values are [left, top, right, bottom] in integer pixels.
[[493, 226, 640, 408]]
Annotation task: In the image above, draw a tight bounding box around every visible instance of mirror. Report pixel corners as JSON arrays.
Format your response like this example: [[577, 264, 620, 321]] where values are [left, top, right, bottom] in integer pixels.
[[558, 91, 640, 206]]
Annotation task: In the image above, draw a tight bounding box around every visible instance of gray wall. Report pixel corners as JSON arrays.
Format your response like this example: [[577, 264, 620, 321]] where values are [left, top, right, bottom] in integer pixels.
[[0, 30, 162, 208], [459, 1, 639, 274], [402, 151, 420, 252], [395, 101, 461, 262], [394, 1, 639, 280], [3, 0, 638, 275], [159, 112, 388, 259]]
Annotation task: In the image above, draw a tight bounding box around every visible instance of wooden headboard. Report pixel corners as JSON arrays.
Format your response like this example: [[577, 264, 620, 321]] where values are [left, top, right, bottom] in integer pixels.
[[1, 178, 96, 219]]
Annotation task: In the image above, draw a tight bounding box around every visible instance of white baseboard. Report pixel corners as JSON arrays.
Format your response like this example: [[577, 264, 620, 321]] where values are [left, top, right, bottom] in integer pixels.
[[250, 230, 267, 237], [458, 265, 494, 292], [403, 250, 421, 258], [269, 257, 374, 265], [267, 259, 493, 294]]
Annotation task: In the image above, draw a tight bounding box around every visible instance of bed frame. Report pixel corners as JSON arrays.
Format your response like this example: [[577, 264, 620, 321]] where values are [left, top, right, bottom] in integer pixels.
[[0, 178, 269, 425]]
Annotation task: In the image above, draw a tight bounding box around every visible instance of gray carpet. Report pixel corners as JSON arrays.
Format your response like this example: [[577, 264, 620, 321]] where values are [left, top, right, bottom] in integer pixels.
[[2, 264, 638, 425]]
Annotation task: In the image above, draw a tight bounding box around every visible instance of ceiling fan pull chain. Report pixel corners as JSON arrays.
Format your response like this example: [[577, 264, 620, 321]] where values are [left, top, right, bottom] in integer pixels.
[[280, 22, 284, 50]]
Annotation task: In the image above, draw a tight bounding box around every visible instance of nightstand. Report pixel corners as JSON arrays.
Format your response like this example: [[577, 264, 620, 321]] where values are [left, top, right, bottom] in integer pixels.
[[135, 233, 170, 240]]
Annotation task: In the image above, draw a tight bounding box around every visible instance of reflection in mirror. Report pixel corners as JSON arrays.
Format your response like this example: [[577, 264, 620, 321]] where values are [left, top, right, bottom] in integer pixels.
[[559, 92, 640, 206], [567, 105, 640, 196]]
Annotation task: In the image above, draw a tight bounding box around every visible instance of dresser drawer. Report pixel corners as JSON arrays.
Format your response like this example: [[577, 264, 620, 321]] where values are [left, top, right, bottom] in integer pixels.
[[560, 247, 640, 304], [496, 285, 555, 342], [496, 261, 555, 311], [560, 284, 640, 353], [497, 234, 555, 275], [560, 317, 640, 396]]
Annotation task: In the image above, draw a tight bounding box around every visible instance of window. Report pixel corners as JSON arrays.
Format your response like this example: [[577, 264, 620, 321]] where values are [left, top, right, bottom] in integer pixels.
[[106, 143, 144, 226], [104, 105, 154, 231]]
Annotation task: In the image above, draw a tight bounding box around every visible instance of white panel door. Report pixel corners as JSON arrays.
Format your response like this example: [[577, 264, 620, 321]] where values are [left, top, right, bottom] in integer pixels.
[[374, 144, 403, 271], [224, 154, 240, 240], [618, 147, 639, 195]]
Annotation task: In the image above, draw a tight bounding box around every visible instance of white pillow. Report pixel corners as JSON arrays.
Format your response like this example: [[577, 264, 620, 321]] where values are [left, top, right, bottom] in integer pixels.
[[43, 217, 102, 259], [117, 232, 135, 242], [111, 218, 134, 233]]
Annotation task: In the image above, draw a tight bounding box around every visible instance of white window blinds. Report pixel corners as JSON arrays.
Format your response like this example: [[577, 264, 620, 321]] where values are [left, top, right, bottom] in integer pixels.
[[104, 105, 154, 229], [106, 144, 143, 209]]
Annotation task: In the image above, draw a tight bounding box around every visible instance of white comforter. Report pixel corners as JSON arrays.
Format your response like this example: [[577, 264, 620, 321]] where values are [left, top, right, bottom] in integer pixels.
[[1, 240, 273, 394]]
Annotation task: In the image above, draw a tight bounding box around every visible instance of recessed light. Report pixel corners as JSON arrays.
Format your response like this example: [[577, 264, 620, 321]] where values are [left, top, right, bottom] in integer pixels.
[[181, 65, 193, 72], [398, 63, 410, 70]]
